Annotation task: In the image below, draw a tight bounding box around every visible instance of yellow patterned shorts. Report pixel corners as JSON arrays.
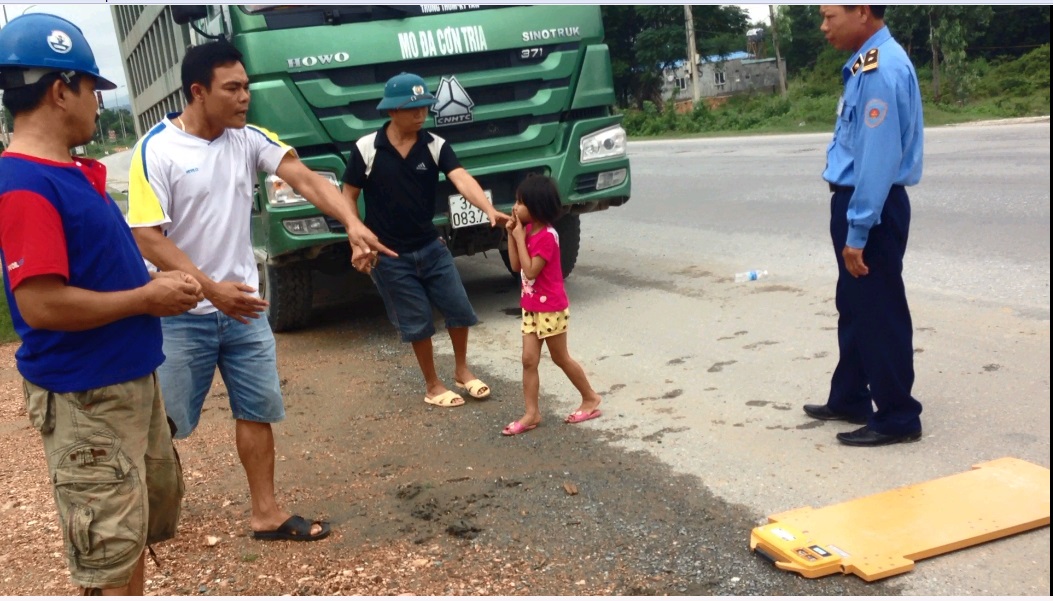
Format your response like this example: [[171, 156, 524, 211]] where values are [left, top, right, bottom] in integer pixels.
[[521, 308, 570, 339]]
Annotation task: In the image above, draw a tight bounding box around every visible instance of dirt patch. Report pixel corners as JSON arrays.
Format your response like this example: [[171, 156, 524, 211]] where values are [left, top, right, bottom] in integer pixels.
[[0, 298, 900, 595]]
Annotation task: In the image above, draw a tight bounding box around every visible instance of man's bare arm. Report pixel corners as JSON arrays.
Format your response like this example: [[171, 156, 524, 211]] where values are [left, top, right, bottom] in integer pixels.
[[14, 274, 202, 331], [447, 167, 511, 227], [276, 155, 396, 259], [132, 226, 268, 323]]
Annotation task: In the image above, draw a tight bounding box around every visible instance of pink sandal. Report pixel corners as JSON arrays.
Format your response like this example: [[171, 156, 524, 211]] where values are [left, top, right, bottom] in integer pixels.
[[565, 409, 602, 424], [501, 421, 537, 436]]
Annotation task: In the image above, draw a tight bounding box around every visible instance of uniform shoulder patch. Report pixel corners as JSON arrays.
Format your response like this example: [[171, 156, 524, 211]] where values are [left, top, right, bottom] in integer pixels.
[[851, 54, 864, 75], [864, 98, 888, 128], [861, 48, 879, 73]]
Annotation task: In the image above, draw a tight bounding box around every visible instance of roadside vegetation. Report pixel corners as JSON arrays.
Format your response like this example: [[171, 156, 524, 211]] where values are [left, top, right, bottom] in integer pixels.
[[0, 294, 14, 344], [82, 140, 136, 160], [622, 43, 1050, 138], [606, 5, 1049, 138]]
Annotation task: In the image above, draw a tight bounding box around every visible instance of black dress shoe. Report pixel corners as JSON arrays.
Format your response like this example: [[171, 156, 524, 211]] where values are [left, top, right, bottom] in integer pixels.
[[836, 426, 922, 447], [803, 404, 869, 425]]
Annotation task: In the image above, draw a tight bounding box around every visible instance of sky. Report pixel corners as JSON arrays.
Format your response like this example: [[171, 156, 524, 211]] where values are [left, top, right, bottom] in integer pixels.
[[0, 2, 774, 110]]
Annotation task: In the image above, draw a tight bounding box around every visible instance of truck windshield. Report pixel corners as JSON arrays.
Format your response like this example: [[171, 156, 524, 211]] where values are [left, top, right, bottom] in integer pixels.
[[240, 5, 505, 28]]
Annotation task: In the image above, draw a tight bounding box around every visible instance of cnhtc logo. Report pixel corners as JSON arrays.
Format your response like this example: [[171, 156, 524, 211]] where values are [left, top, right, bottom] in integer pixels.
[[431, 76, 474, 127], [47, 30, 73, 54]]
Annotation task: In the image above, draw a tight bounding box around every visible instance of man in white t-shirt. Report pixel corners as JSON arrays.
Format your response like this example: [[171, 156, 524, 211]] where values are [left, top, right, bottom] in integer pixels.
[[127, 40, 393, 542]]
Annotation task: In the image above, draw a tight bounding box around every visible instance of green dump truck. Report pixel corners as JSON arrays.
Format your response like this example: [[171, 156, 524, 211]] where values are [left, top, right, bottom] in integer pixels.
[[171, 5, 631, 331]]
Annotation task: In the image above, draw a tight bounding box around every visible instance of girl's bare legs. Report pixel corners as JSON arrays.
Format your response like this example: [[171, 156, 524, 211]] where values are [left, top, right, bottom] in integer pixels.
[[517, 333, 544, 427], [544, 332, 602, 414]]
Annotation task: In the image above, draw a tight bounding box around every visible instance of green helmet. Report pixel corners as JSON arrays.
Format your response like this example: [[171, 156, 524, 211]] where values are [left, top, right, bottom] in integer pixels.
[[377, 72, 435, 111]]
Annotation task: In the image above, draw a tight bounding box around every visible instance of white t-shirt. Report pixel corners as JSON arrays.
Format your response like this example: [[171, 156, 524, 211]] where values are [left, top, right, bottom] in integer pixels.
[[127, 114, 292, 314]]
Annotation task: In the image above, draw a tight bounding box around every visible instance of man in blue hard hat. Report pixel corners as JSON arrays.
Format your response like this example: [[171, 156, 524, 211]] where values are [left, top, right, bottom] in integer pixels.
[[0, 12, 203, 595], [341, 72, 510, 408]]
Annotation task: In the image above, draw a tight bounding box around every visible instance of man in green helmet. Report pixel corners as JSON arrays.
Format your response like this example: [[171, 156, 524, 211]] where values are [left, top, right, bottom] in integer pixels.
[[341, 72, 509, 409]]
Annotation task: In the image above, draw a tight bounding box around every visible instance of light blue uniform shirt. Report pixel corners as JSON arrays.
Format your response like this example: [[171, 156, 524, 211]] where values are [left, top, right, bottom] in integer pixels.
[[823, 26, 924, 248]]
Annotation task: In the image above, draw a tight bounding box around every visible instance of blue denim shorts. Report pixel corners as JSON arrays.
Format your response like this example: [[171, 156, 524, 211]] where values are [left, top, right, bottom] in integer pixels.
[[157, 312, 284, 439], [370, 237, 479, 342]]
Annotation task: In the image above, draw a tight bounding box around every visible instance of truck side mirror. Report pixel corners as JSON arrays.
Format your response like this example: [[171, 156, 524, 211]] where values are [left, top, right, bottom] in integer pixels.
[[172, 6, 209, 25]]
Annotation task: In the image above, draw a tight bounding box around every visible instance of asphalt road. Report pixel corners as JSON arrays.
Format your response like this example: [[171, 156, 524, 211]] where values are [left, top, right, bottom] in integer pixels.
[[451, 119, 1051, 595]]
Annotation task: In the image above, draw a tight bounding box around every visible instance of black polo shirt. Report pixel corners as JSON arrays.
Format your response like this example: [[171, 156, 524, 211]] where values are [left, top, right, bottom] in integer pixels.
[[342, 122, 461, 253]]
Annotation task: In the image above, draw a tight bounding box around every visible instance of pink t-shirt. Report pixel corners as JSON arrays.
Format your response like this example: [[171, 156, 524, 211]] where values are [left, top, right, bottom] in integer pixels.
[[520, 223, 569, 312]]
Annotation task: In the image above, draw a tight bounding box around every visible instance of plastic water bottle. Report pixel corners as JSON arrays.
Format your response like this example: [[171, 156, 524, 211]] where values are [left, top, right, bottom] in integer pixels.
[[734, 269, 768, 283]]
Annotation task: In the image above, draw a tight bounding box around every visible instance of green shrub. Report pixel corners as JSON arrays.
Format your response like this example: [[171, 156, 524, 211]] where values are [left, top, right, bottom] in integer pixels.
[[0, 289, 18, 345], [618, 44, 1049, 138]]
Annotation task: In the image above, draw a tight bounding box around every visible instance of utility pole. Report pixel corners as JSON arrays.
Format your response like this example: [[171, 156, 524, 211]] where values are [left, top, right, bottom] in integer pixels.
[[684, 5, 700, 103], [769, 5, 787, 96], [113, 89, 127, 140]]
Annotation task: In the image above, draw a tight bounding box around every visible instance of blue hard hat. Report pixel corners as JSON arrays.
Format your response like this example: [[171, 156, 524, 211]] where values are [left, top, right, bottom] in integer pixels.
[[0, 13, 117, 90], [377, 72, 435, 111]]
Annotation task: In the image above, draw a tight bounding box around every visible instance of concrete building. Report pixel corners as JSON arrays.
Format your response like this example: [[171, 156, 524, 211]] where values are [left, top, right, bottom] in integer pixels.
[[663, 51, 786, 104], [109, 5, 193, 138]]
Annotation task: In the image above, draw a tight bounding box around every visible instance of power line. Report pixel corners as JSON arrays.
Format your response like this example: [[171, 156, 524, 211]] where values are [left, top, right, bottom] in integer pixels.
[[967, 44, 1048, 50]]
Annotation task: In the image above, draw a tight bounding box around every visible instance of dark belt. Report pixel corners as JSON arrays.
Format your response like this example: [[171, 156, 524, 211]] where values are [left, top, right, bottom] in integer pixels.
[[828, 183, 905, 194]]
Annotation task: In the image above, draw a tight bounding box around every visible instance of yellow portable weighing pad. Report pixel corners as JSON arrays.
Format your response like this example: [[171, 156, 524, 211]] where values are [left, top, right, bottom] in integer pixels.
[[750, 457, 1050, 581]]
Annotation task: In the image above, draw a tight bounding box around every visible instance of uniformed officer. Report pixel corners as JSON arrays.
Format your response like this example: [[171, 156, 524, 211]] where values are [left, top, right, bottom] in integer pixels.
[[802, 5, 925, 446]]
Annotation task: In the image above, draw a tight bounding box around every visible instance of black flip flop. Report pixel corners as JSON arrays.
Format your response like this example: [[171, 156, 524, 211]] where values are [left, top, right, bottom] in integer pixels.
[[252, 515, 331, 542]]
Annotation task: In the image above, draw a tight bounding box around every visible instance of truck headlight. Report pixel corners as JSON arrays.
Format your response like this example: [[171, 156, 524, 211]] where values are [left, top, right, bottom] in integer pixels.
[[580, 125, 626, 164], [265, 171, 340, 207], [282, 217, 330, 235]]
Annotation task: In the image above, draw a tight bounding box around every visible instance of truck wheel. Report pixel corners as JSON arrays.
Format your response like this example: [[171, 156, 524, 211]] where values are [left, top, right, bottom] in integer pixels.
[[499, 249, 518, 279], [554, 213, 580, 277], [258, 261, 312, 332], [499, 213, 581, 278]]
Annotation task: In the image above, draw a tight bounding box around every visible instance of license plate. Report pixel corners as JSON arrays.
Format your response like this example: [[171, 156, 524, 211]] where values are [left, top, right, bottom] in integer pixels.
[[448, 190, 492, 229]]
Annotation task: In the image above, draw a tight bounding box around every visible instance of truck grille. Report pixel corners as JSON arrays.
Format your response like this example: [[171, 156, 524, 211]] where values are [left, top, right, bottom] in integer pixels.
[[573, 173, 600, 194], [290, 43, 577, 146]]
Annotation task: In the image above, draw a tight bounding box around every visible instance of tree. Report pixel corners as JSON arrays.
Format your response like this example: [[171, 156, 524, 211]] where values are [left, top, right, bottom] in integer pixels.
[[602, 5, 749, 108], [97, 107, 134, 144], [778, 5, 826, 76], [970, 5, 1050, 61], [886, 5, 993, 102], [691, 5, 749, 59]]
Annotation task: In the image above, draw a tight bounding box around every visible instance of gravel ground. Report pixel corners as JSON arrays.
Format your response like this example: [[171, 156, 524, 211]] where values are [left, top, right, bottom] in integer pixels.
[[0, 298, 905, 595]]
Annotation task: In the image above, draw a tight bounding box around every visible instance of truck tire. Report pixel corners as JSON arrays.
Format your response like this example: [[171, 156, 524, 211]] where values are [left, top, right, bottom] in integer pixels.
[[554, 213, 580, 277], [258, 261, 312, 332], [499, 213, 581, 278], [499, 249, 518, 279]]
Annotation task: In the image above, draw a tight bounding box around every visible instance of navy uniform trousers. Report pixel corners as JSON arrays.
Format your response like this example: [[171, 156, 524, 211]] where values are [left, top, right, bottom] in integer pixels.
[[827, 185, 923, 435]]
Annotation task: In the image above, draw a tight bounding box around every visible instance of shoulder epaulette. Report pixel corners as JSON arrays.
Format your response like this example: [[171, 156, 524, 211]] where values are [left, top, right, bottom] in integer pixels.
[[851, 54, 864, 75], [861, 48, 879, 73]]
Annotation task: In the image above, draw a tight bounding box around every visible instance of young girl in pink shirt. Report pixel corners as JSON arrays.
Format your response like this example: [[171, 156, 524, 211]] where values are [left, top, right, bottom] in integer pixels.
[[502, 175, 602, 436]]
